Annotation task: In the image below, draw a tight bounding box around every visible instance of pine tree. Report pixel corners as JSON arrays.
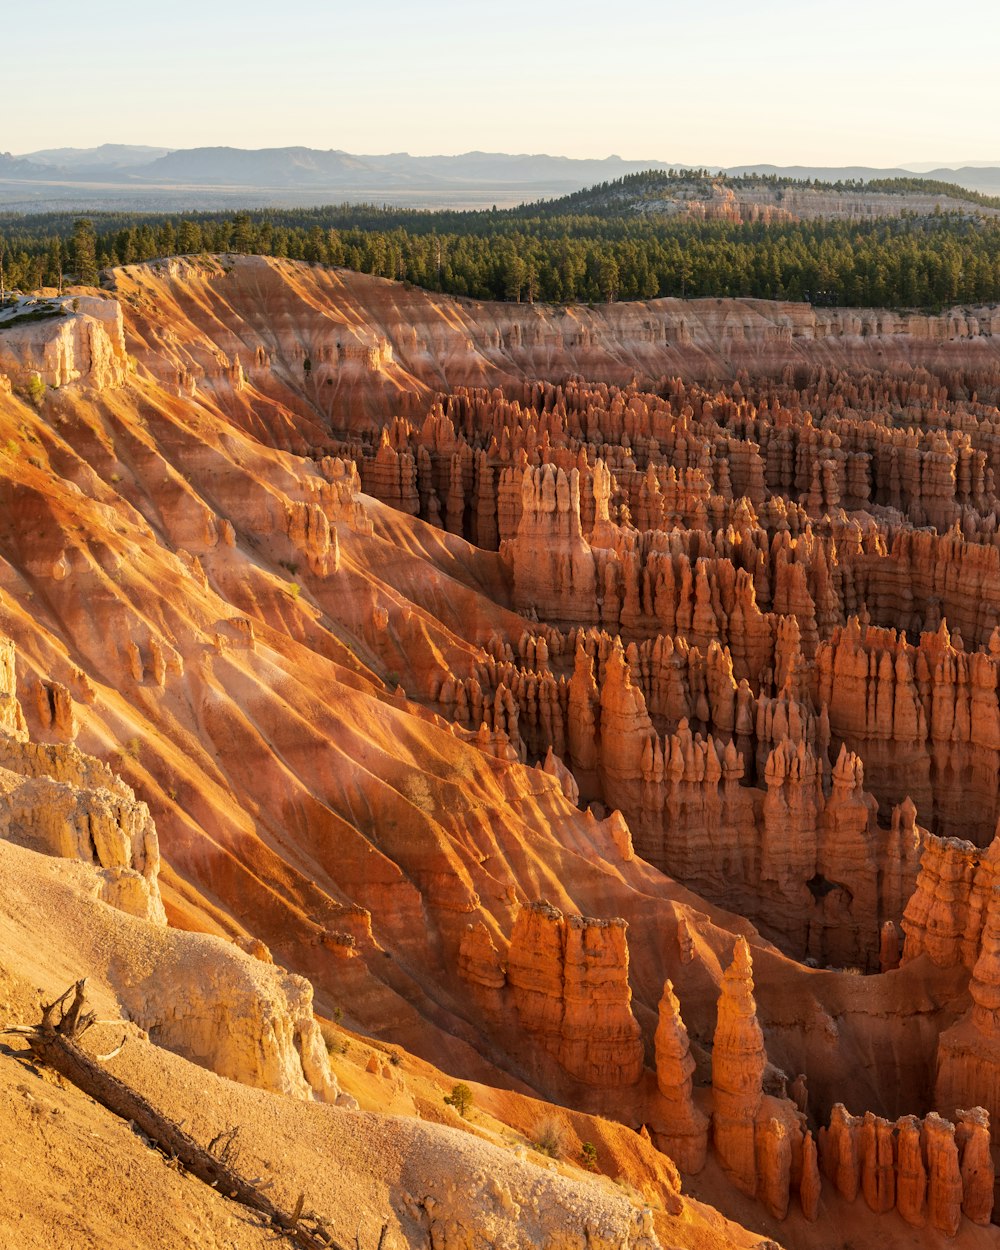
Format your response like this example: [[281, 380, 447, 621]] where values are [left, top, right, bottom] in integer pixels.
[[71, 219, 99, 286], [232, 212, 254, 254]]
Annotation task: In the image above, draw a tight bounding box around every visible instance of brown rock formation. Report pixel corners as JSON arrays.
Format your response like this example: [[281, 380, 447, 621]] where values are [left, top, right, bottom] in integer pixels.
[[711, 938, 766, 1196], [859, 1111, 896, 1214], [506, 902, 643, 1087], [896, 1114, 929, 1227], [0, 637, 164, 923], [458, 920, 508, 1010], [8, 257, 1000, 1245], [956, 1106, 994, 1225], [755, 1117, 792, 1220], [510, 465, 596, 625], [651, 979, 708, 1173], [799, 1130, 822, 1221], [824, 1103, 862, 1202], [934, 883, 1000, 1137], [923, 1112, 963, 1236]]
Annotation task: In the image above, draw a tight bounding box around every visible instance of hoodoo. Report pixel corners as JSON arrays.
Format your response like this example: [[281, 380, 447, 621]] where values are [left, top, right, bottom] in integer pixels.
[[4, 235, 1000, 1248]]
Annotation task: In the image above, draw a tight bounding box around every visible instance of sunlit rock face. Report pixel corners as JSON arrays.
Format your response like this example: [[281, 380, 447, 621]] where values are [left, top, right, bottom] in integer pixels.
[[3, 255, 1000, 1244]]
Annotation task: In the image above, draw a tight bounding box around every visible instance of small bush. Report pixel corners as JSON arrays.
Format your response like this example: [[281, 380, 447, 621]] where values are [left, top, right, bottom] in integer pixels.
[[532, 1114, 568, 1159], [579, 1141, 599, 1171], [27, 375, 46, 407], [443, 1082, 473, 1118], [124, 736, 142, 760], [287, 581, 301, 599]]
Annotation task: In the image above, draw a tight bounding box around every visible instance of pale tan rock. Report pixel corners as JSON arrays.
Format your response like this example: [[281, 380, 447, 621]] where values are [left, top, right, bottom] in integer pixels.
[[114, 934, 339, 1103], [0, 774, 165, 924], [0, 638, 28, 742]]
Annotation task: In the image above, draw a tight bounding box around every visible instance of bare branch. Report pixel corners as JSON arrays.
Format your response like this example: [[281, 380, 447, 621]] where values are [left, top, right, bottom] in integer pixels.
[[13, 983, 352, 1250], [96, 1035, 128, 1062]]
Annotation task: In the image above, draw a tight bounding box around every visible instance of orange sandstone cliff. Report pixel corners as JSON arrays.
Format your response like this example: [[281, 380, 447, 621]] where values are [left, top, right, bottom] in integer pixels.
[[1, 258, 1000, 1248]]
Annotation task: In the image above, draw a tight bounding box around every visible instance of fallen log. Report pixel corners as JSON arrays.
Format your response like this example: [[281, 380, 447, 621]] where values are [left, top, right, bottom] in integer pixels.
[[6, 980, 348, 1250]]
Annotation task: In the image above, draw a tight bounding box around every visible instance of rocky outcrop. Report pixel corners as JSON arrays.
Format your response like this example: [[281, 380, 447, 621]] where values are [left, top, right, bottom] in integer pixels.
[[799, 1130, 822, 1221], [817, 618, 1000, 840], [934, 882, 1000, 1134], [444, 623, 922, 966], [816, 1102, 992, 1233], [458, 920, 507, 1011], [895, 1115, 928, 1227], [11, 256, 1000, 1245], [924, 1112, 963, 1236], [956, 1106, 994, 1225], [902, 832, 998, 971], [0, 295, 128, 389], [506, 901, 644, 1087], [651, 979, 708, 1172], [509, 466, 596, 625], [0, 638, 28, 741], [0, 637, 164, 922], [0, 774, 165, 923], [710, 938, 766, 1195], [111, 933, 339, 1103], [708, 938, 813, 1221]]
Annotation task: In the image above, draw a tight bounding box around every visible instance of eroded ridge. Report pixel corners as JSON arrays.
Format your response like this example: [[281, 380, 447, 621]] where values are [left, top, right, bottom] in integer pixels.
[[3, 258, 1000, 1246]]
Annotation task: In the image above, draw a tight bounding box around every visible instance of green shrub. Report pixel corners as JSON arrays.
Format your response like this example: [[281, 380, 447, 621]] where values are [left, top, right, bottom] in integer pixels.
[[26, 375, 45, 407], [444, 1082, 473, 1118]]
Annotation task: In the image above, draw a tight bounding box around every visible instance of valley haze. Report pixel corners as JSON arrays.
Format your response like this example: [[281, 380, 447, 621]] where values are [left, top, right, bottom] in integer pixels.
[[3, 144, 1000, 210]]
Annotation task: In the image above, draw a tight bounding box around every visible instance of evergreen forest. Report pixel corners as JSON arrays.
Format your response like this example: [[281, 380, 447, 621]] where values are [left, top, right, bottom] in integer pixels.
[[2, 172, 1000, 310]]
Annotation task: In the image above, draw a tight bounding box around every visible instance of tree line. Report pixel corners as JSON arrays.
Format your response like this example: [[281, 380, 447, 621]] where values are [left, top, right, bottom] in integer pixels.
[[2, 194, 1000, 310]]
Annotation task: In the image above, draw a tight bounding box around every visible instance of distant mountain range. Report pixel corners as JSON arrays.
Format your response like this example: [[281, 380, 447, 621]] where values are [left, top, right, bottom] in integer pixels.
[[3, 145, 1000, 212]]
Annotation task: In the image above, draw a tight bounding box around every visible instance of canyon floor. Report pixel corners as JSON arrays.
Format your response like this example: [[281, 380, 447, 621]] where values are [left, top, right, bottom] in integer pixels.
[[1, 255, 999, 1249]]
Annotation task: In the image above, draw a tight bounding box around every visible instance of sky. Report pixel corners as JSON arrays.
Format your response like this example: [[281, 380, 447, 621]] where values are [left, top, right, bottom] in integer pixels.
[[6, 0, 999, 167]]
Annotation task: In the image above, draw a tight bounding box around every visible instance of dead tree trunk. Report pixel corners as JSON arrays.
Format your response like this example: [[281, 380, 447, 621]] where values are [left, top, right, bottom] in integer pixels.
[[10, 981, 347, 1250]]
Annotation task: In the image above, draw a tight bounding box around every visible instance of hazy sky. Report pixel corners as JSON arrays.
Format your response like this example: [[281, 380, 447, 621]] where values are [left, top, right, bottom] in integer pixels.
[[8, 0, 998, 166]]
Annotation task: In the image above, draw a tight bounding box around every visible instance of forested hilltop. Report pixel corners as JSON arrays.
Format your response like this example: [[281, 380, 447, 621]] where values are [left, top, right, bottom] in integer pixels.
[[3, 170, 1000, 309]]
